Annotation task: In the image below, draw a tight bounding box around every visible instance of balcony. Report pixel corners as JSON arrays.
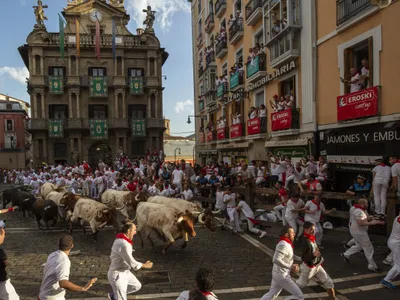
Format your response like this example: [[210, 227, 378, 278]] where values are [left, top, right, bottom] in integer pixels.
[[206, 52, 216, 68], [205, 12, 215, 33], [27, 119, 46, 130], [206, 130, 216, 142], [269, 33, 300, 69], [199, 100, 205, 111], [113, 76, 126, 87], [229, 21, 244, 45], [198, 66, 204, 79], [30, 75, 45, 86], [271, 108, 300, 136], [245, 0, 265, 26], [247, 117, 267, 136], [246, 54, 267, 82], [147, 118, 165, 128], [215, 0, 227, 18], [66, 118, 82, 129], [230, 72, 244, 91], [0, 142, 23, 152], [217, 127, 229, 141], [216, 82, 228, 100], [146, 76, 160, 87], [110, 118, 128, 128], [216, 38, 228, 59], [230, 122, 245, 139], [67, 75, 80, 86], [336, 0, 372, 26], [197, 33, 203, 49]]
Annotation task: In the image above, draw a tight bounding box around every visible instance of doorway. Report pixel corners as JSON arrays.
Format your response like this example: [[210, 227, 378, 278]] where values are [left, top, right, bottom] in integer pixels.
[[88, 143, 112, 167]]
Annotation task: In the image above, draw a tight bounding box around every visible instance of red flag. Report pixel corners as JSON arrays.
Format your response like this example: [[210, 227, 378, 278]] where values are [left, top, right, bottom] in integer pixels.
[[95, 19, 100, 60]]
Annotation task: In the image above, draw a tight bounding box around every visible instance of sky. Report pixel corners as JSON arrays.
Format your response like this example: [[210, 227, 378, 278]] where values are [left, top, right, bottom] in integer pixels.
[[0, 0, 195, 136]]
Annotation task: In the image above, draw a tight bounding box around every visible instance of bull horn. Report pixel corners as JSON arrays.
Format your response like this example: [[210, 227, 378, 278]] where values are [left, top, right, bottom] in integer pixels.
[[116, 203, 126, 211], [197, 213, 205, 224], [99, 221, 108, 229], [135, 194, 140, 201], [212, 210, 221, 215], [23, 198, 31, 202]]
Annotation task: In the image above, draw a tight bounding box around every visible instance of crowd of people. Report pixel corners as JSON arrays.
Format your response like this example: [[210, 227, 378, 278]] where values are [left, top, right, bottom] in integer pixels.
[[270, 94, 295, 112], [340, 59, 371, 93]]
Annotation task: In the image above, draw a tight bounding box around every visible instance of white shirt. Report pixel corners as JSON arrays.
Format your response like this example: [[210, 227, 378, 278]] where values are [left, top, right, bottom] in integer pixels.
[[350, 208, 368, 234], [182, 189, 193, 200], [172, 170, 184, 182], [372, 165, 391, 181], [350, 73, 362, 93], [237, 200, 254, 219], [388, 214, 400, 246], [177, 291, 218, 300], [258, 108, 266, 117], [223, 193, 236, 208], [285, 199, 305, 221], [39, 250, 70, 300], [306, 161, 317, 175], [317, 163, 328, 178], [293, 167, 306, 183], [109, 238, 142, 273], [272, 240, 294, 276], [304, 200, 325, 224], [391, 162, 400, 189], [215, 191, 226, 210], [277, 161, 287, 175]]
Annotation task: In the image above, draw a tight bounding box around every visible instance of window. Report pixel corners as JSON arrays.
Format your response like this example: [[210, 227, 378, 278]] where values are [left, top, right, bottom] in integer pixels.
[[343, 38, 373, 93], [255, 30, 263, 46], [89, 67, 106, 76], [255, 91, 264, 107], [222, 62, 228, 76], [54, 143, 67, 158], [200, 84, 204, 95], [199, 52, 203, 66], [128, 68, 144, 77], [6, 104, 12, 110], [234, 0, 242, 13], [49, 105, 68, 119], [236, 49, 243, 64], [208, 0, 213, 14], [221, 19, 226, 29], [131, 141, 145, 155], [49, 67, 65, 76], [5, 134, 16, 148], [280, 75, 296, 107], [5, 120, 14, 131], [89, 105, 108, 118], [222, 106, 226, 117], [129, 104, 146, 118]]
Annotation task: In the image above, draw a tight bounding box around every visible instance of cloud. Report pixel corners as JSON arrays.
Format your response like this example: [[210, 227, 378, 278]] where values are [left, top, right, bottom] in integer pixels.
[[174, 99, 194, 114], [126, 0, 191, 31], [0, 67, 29, 85]]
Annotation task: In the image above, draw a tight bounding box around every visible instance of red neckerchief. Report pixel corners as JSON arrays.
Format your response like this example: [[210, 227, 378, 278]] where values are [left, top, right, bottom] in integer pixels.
[[311, 199, 320, 210], [116, 233, 133, 245], [278, 236, 294, 248], [354, 204, 366, 211], [199, 290, 213, 297], [379, 164, 386, 167], [304, 233, 316, 243], [296, 167, 302, 172], [397, 216, 400, 224]]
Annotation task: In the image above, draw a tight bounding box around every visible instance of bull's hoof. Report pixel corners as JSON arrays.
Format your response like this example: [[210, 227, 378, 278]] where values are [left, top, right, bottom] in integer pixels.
[[181, 241, 188, 249]]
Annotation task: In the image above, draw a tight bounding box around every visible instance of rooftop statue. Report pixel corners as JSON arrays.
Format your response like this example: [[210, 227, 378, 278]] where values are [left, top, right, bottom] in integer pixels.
[[143, 6, 156, 33], [33, 0, 48, 27]]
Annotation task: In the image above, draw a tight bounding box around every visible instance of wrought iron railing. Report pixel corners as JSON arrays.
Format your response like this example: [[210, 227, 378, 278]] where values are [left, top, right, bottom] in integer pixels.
[[245, 0, 265, 20], [215, 0, 227, 15], [336, 0, 372, 26], [229, 20, 244, 42], [216, 38, 227, 56]]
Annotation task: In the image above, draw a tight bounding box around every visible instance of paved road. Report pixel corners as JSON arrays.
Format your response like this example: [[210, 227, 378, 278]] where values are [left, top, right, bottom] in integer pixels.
[[0, 184, 398, 299]]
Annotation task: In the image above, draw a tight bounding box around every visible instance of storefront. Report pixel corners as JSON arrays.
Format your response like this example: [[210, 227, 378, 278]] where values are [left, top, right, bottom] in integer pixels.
[[197, 149, 218, 165], [217, 141, 249, 165], [318, 121, 400, 191]]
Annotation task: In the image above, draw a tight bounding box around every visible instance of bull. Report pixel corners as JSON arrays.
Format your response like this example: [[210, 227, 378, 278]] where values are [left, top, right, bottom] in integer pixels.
[[31, 198, 58, 229], [67, 198, 117, 241], [40, 182, 66, 200], [101, 190, 136, 219], [46, 191, 81, 219], [136, 202, 196, 253], [1, 186, 32, 209]]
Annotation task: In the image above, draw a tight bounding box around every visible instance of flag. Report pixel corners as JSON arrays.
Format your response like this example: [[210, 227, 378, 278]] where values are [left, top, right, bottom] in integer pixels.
[[59, 15, 65, 59], [112, 17, 116, 61], [75, 16, 80, 58], [95, 18, 101, 60]]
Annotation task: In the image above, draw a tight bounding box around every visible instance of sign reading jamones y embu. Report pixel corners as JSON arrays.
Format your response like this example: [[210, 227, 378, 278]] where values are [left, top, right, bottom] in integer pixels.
[[271, 109, 292, 131], [337, 86, 379, 122]]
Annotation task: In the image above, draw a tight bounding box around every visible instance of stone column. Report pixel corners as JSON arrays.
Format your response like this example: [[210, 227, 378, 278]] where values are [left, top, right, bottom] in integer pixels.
[[122, 91, 126, 118], [76, 59, 80, 76], [121, 57, 125, 76], [76, 93, 80, 118], [147, 58, 150, 75], [29, 55, 33, 76], [123, 137, 127, 154], [33, 140, 39, 163], [68, 57, 72, 76], [115, 92, 119, 118], [154, 93, 158, 118], [68, 93, 73, 118], [78, 138, 82, 162], [153, 58, 157, 76], [40, 56, 44, 75], [147, 95, 151, 118], [41, 93, 45, 118], [33, 94, 38, 119], [70, 138, 74, 164]]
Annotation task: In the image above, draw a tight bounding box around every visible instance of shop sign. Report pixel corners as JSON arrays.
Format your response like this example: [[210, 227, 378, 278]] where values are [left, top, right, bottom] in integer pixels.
[[217, 128, 226, 140], [227, 88, 245, 103], [206, 131, 214, 141], [230, 123, 243, 139], [323, 129, 400, 145], [271, 109, 292, 131], [248, 60, 296, 91], [199, 132, 205, 143], [327, 155, 381, 165], [247, 118, 260, 135], [337, 86, 379, 122], [272, 147, 307, 158]]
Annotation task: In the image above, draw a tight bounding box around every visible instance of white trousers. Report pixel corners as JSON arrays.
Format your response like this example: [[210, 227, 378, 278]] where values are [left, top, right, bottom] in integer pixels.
[[286, 218, 304, 238], [108, 270, 142, 300], [227, 207, 241, 232], [274, 205, 287, 225], [296, 263, 334, 289], [384, 241, 400, 282], [261, 272, 304, 300], [246, 219, 261, 235], [372, 179, 389, 214], [0, 279, 19, 300], [344, 232, 377, 269], [285, 175, 295, 188]]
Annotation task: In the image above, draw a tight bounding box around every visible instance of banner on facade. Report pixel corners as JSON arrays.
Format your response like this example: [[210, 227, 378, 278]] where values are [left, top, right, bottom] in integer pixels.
[[230, 123, 243, 139], [48, 120, 64, 138], [90, 119, 108, 139], [131, 119, 146, 136], [89, 76, 108, 97], [247, 118, 260, 135], [217, 127, 226, 140], [129, 77, 144, 95], [48, 76, 64, 94], [337, 86, 379, 122], [271, 109, 292, 131], [206, 131, 214, 141], [199, 132, 205, 143]]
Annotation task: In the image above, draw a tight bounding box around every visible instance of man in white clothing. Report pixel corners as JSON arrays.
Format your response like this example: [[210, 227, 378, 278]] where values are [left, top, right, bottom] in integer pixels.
[[39, 235, 97, 300], [223, 188, 241, 233], [236, 196, 267, 238], [176, 268, 218, 300], [180, 184, 193, 200], [172, 166, 184, 192], [108, 222, 153, 300], [341, 198, 384, 272], [285, 194, 305, 238], [371, 158, 391, 215], [261, 226, 304, 300], [381, 211, 400, 289], [390, 155, 400, 201]]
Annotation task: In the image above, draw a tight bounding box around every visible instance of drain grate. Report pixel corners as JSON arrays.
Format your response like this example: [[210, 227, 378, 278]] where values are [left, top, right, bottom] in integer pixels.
[[141, 271, 170, 285]]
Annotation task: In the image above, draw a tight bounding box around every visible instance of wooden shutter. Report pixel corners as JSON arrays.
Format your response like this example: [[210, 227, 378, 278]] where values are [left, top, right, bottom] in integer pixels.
[[344, 48, 353, 94], [368, 37, 373, 87]]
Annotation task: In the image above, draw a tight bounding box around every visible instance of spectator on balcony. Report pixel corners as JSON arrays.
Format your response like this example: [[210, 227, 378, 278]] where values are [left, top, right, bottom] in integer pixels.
[[249, 107, 258, 120], [270, 95, 280, 112], [232, 112, 241, 125], [282, 11, 288, 28], [206, 121, 214, 131], [272, 20, 281, 36], [341, 67, 362, 93], [284, 94, 294, 110], [361, 59, 370, 89], [259, 104, 267, 132], [199, 125, 204, 133], [228, 14, 236, 27], [236, 10, 243, 22]]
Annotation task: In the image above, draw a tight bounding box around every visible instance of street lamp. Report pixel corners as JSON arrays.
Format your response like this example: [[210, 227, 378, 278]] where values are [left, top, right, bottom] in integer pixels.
[[174, 147, 181, 163], [187, 115, 207, 124]]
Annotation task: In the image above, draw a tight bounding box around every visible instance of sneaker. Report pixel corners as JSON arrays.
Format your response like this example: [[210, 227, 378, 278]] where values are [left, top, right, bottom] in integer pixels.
[[341, 253, 350, 264], [343, 244, 350, 251], [108, 292, 116, 300], [368, 267, 382, 273], [260, 231, 267, 238], [383, 259, 394, 266], [381, 279, 397, 289]]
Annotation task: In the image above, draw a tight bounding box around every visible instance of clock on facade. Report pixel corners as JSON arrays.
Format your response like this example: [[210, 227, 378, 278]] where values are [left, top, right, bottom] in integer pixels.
[[89, 9, 103, 22]]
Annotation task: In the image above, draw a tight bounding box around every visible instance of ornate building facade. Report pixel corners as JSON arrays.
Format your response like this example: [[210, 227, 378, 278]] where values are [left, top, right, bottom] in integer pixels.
[[19, 0, 168, 166]]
